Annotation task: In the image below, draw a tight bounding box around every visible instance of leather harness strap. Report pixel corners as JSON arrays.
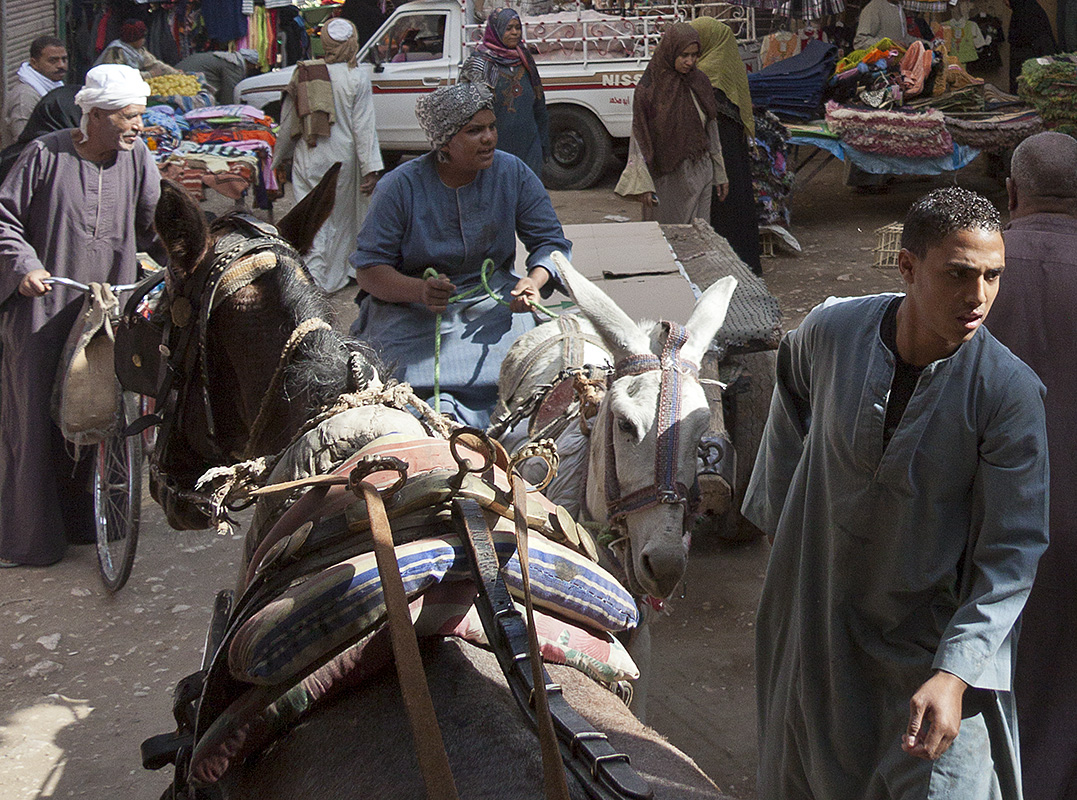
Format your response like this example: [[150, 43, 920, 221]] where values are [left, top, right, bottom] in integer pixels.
[[605, 322, 698, 524], [512, 475, 572, 800], [359, 470, 460, 800], [453, 494, 654, 800]]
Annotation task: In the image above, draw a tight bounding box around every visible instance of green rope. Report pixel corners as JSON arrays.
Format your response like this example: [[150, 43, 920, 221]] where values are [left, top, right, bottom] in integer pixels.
[[422, 260, 573, 413]]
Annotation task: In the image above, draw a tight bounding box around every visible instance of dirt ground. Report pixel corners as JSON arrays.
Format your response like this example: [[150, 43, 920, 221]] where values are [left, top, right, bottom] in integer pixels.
[[0, 152, 1009, 800]]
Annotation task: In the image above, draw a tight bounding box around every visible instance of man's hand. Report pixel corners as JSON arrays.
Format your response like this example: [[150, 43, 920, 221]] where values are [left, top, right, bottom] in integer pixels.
[[18, 269, 51, 297], [360, 171, 380, 196], [421, 272, 455, 313], [903, 670, 968, 760], [716, 182, 730, 202]]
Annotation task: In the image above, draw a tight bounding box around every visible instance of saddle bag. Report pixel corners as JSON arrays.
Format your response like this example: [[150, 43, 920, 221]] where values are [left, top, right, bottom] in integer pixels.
[[52, 282, 120, 446], [114, 270, 167, 399]]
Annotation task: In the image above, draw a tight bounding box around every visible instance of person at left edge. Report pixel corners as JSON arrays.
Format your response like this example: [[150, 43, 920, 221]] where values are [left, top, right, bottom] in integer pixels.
[[0, 64, 164, 568]]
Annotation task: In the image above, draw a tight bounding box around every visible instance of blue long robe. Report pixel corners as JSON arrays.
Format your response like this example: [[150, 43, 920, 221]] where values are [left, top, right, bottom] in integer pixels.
[[744, 294, 1049, 800], [348, 150, 570, 428]]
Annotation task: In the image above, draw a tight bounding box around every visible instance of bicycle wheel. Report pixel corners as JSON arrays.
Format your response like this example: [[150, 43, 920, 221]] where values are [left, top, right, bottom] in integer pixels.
[[95, 391, 143, 592]]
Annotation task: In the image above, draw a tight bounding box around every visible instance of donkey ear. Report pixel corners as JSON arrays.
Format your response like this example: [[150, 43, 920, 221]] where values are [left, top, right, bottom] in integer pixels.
[[155, 180, 209, 281], [680, 275, 737, 367], [276, 162, 341, 255], [552, 252, 651, 360]]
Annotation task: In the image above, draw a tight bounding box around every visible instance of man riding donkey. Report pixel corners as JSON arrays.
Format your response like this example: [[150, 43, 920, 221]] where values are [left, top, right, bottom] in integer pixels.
[[0, 64, 165, 568]]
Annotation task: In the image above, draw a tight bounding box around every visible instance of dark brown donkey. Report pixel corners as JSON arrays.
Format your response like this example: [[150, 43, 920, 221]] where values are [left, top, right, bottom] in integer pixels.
[[148, 171, 381, 531], [146, 182, 734, 800]]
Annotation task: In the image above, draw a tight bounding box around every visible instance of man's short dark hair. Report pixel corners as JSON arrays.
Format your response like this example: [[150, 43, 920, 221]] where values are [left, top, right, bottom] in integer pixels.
[[900, 188, 1001, 258], [30, 36, 64, 60]]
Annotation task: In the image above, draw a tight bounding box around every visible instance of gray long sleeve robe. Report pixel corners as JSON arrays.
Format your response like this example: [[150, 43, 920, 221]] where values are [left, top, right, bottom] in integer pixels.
[[744, 294, 1049, 800], [987, 213, 1077, 800], [0, 130, 161, 565]]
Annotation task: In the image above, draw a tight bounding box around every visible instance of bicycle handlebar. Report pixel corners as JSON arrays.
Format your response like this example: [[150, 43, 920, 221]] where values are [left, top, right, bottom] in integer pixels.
[[41, 277, 141, 294]]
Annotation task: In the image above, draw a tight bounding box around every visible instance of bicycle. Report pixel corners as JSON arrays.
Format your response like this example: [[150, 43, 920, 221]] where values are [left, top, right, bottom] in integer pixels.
[[43, 276, 146, 592]]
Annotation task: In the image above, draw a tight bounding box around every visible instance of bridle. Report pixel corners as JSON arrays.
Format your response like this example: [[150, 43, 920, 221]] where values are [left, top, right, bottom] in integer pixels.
[[150, 215, 309, 517], [603, 321, 700, 527]]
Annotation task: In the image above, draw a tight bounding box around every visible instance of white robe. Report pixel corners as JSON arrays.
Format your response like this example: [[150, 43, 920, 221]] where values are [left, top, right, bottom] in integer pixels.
[[273, 62, 383, 293]]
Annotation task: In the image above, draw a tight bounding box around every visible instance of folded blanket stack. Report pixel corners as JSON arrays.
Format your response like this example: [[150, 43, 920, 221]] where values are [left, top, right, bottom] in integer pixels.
[[944, 110, 1044, 151], [749, 40, 839, 120], [824, 101, 953, 157]]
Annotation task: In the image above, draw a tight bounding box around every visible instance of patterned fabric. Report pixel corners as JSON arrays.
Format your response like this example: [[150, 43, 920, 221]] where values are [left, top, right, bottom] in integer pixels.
[[825, 101, 954, 157], [190, 579, 638, 787], [228, 526, 640, 685], [774, 0, 845, 19], [414, 83, 495, 151], [903, 0, 947, 12], [944, 111, 1044, 151]]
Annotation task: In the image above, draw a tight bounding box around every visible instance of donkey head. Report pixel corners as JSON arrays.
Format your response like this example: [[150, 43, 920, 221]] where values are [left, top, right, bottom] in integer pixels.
[[552, 253, 736, 600], [150, 174, 359, 531]]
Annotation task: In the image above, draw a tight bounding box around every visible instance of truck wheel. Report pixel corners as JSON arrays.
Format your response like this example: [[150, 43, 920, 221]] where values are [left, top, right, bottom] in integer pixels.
[[542, 106, 612, 191], [719, 349, 776, 543]]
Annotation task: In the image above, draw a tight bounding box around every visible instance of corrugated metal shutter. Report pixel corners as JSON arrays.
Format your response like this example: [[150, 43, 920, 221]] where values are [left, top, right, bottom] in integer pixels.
[[1, 0, 59, 110]]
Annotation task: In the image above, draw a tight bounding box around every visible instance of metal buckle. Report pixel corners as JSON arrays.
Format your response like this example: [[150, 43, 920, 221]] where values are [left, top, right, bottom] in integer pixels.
[[347, 455, 408, 499]]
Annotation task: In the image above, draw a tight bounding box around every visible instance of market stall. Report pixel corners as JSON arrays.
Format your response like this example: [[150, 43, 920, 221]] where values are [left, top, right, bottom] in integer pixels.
[[142, 102, 280, 208]]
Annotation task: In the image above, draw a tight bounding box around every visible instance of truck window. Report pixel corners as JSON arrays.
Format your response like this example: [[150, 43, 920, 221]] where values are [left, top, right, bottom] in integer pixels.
[[369, 13, 448, 64]]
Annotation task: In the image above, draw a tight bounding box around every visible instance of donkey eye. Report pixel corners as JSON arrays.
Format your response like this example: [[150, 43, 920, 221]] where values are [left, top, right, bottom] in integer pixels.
[[617, 417, 635, 435]]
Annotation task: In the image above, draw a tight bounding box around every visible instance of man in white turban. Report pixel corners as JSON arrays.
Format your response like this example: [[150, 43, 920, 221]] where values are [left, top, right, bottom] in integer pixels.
[[0, 63, 165, 568]]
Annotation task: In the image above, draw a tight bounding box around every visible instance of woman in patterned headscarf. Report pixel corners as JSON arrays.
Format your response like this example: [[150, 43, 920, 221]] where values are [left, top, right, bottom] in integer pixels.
[[461, 7, 549, 176], [347, 83, 571, 428], [691, 17, 760, 275], [616, 22, 728, 225]]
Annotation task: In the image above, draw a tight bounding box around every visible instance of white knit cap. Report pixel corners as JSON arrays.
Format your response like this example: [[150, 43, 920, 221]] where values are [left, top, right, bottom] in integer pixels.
[[75, 64, 151, 136]]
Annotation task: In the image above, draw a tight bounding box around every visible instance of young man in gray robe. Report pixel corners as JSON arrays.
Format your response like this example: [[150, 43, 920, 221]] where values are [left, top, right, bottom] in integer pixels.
[[986, 131, 1077, 800], [744, 187, 1049, 800], [0, 64, 162, 568]]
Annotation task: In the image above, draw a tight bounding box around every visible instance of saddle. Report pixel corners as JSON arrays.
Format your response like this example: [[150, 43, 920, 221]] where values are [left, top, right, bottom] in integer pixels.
[[144, 432, 653, 799]]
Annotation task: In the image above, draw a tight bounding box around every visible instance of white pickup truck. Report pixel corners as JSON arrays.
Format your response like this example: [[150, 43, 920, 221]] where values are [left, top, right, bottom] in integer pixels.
[[235, 0, 754, 189]]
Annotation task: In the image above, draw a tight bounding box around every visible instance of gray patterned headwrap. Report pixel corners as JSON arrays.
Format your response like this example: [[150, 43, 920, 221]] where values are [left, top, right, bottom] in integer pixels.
[[415, 83, 494, 152]]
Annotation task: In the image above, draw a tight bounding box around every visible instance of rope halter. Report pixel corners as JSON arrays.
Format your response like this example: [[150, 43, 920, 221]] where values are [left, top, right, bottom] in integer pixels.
[[604, 321, 699, 526]]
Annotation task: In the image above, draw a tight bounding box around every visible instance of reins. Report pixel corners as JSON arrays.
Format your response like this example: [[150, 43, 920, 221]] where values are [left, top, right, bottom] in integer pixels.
[[604, 322, 699, 525], [422, 259, 573, 414]]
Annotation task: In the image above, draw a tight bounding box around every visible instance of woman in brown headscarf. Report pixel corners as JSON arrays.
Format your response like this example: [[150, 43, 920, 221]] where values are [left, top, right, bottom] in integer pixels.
[[616, 23, 727, 224]]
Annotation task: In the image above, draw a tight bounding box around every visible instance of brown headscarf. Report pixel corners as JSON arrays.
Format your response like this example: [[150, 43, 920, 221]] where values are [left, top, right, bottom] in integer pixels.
[[322, 17, 360, 68], [632, 23, 718, 177]]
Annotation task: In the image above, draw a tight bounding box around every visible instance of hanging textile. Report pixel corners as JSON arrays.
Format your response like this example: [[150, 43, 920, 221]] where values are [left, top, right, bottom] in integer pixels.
[[902, 0, 947, 12], [204, 0, 248, 42], [242, 0, 295, 11], [774, 0, 846, 19], [247, 6, 279, 70], [147, 6, 180, 66]]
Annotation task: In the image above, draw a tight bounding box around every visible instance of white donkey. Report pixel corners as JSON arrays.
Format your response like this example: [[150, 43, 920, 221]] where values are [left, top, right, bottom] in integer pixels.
[[495, 254, 737, 713]]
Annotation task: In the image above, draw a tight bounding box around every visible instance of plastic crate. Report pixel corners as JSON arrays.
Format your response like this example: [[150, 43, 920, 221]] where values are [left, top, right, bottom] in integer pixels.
[[873, 222, 903, 269], [760, 229, 776, 258]]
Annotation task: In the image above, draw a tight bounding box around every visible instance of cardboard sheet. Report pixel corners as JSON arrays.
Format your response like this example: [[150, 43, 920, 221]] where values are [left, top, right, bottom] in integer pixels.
[[516, 222, 698, 323]]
